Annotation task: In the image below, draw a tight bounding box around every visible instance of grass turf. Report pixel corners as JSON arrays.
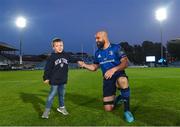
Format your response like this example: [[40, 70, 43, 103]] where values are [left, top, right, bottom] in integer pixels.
[[0, 68, 180, 126]]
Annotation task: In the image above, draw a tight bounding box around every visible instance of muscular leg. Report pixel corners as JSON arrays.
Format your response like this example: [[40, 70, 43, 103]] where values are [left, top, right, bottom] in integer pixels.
[[116, 76, 134, 122], [116, 77, 129, 89], [103, 95, 115, 111], [116, 77, 130, 111]]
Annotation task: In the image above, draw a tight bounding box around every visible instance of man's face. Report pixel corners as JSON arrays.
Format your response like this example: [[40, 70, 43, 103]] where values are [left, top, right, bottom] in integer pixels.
[[95, 33, 104, 42], [95, 32, 105, 49], [53, 41, 64, 53]]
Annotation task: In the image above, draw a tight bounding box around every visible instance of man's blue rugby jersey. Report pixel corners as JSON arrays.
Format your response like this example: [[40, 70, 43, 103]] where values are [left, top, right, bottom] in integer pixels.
[[94, 43, 127, 75]]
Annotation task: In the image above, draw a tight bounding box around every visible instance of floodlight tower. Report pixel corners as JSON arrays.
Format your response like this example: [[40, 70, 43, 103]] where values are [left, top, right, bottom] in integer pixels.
[[155, 8, 167, 59], [15, 16, 26, 65]]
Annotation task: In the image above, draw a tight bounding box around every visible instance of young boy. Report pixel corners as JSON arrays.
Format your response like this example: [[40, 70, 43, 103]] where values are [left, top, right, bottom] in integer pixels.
[[42, 38, 80, 119]]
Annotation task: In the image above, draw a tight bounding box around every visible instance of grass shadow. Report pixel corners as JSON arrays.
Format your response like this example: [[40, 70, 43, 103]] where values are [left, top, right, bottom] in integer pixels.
[[134, 105, 180, 125], [66, 92, 102, 110], [112, 85, 154, 122], [20, 92, 56, 117]]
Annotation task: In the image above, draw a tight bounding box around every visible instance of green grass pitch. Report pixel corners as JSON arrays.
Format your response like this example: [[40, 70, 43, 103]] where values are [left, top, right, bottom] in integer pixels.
[[0, 68, 180, 126]]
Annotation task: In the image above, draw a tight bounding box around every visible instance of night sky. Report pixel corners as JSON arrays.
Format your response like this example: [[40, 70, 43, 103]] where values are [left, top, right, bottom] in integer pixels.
[[0, 0, 180, 55]]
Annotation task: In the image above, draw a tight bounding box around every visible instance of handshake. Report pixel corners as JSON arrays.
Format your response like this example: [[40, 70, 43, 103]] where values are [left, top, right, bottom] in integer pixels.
[[77, 61, 86, 68]]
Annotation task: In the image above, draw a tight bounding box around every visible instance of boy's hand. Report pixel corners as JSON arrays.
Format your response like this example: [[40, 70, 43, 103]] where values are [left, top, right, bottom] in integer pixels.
[[44, 80, 49, 84], [78, 61, 85, 68]]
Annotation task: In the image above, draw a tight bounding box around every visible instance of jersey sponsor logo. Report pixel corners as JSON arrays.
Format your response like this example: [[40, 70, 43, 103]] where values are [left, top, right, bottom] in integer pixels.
[[99, 59, 115, 64]]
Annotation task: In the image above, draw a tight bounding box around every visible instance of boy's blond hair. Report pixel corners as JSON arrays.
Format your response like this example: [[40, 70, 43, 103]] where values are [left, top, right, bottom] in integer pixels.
[[52, 38, 63, 47]]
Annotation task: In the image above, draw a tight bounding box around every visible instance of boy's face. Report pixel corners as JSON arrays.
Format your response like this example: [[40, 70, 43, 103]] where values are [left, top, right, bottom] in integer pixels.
[[53, 41, 64, 53]]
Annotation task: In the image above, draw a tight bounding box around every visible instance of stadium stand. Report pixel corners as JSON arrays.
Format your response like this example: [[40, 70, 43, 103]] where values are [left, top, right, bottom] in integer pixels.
[[34, 60, 46, 70], [0, 41, 18, 70], [0, 41, 18, 51], [0, 55, 11, 69], [34, 52, 93, 70], [0, 41, 94, 70], [168, 61, 180, 67]]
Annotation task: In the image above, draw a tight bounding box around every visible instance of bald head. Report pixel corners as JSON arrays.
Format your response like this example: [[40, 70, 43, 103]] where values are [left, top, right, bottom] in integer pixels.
[[95, 31, 108, 40], [95, 31, 109, 49]]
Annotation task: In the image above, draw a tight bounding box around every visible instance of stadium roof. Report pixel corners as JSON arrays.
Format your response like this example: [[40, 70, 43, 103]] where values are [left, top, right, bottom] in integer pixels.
[[0, 41, 18, 51]]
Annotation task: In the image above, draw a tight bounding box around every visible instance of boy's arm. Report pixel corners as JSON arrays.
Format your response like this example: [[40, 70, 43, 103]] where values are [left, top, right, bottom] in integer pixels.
[[43, 56, 54, 83], [78, 61, 99, 71], [69, 54, 82, 63]]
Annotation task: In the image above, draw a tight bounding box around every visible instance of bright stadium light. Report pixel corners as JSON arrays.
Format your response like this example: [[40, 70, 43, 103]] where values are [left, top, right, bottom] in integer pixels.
[[16, 17, 26, 28], [15, 16, 27, 65], [155, 8, 167, 60], [155, 8, 167, 22]]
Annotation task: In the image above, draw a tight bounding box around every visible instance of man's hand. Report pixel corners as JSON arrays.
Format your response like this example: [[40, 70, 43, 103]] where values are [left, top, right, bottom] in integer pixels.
[[78, 61, 85, 68], [104, 57, 128, 79], [104, 67, 117, 79], [44, 80, 49, 84], [78, 61, 99, 71]]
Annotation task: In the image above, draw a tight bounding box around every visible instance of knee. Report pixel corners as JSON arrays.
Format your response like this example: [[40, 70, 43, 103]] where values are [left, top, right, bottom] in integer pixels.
[[118, 77, 129, 88], [120, 77, 127, 84], [48, 92, 56, 101], [47, 96, 54, 101], [104, 105, 114, 112]]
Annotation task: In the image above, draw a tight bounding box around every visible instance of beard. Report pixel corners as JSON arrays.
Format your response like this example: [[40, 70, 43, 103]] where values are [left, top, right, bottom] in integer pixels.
[[96, 40, 105, 49]]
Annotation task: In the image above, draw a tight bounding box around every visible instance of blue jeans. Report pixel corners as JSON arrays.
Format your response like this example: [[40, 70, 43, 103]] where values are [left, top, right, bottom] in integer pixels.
[[45, 84, 65, 109]]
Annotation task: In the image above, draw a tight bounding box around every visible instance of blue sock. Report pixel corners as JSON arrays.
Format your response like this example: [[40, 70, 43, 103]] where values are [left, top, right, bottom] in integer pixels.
[[121, 87, 130, 112], [114, 94, 122, 105]]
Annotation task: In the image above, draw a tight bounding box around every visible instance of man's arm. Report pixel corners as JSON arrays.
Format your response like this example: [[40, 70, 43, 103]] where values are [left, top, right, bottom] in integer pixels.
[[104, 57, 128, 79], [112, 56, 128, 72], [78, 61, 99, 71]]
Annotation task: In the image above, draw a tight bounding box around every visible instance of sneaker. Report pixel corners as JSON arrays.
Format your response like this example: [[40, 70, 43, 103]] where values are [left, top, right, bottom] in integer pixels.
[[124, 111, 134, 123], [57, 107, 69, 115], [41, 111, 50, 119]]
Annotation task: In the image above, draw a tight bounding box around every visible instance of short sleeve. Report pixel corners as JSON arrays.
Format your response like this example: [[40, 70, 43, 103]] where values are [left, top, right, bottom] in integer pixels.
[[93, 52, 99, 64], [117, 45, 127, 58]]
